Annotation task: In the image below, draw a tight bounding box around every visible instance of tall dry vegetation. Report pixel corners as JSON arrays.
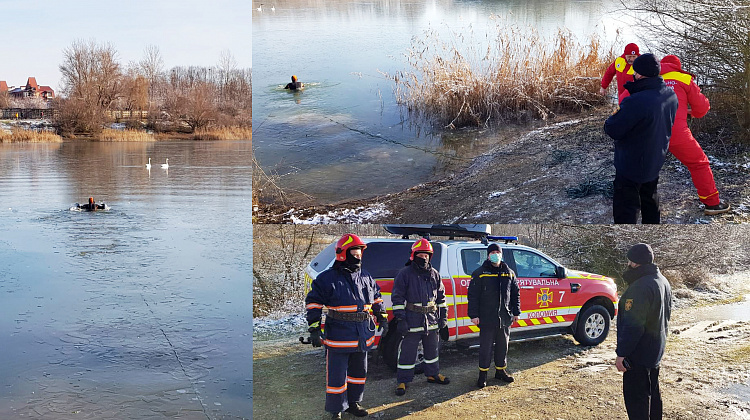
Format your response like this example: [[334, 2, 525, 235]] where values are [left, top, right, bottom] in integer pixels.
[[0, 128, 62, 143], [388, 23, 614, 128]]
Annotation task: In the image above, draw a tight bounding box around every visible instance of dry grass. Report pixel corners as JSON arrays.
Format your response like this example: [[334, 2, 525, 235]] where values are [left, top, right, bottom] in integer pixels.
[[387, 21, 615, 128], [0, 128, 62, 143], [192, 127, 253, 140], [97, 128, 155, 142]]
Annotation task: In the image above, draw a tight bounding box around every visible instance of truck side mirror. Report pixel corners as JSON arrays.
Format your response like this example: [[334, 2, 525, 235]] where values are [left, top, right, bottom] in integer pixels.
[[556, 266, 567, 279]]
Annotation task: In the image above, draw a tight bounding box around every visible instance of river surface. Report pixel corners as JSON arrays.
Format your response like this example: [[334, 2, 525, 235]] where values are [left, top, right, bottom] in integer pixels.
[[252, 0, 637, 204], [0, 141, 252, 419]]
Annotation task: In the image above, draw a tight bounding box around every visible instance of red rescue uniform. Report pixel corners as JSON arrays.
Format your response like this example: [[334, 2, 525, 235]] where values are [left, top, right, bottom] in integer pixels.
[[661, 55, 720, 206], [601, 43, 640, 102]]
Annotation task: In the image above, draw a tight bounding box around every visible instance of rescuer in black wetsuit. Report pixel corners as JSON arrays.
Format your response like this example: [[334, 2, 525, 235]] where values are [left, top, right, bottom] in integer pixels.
[[79, 197, 105, 211], [284, 75, 304, 90]]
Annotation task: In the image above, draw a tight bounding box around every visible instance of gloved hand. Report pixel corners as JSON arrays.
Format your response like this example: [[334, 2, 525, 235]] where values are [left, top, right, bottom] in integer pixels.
[[308, 326, 323, 347], [375, 312, 389, 335], [397, 318, 409, 336], [438, 318, 448, 330]]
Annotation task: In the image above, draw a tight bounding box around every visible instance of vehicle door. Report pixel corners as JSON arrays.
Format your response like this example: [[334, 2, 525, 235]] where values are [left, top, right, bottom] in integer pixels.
[[506, 248, 574, 330], [448, 244, 488, 340]]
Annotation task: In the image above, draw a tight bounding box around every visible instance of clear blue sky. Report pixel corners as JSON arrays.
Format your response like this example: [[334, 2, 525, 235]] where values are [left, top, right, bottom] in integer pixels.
[[0, 0, 252, 92]]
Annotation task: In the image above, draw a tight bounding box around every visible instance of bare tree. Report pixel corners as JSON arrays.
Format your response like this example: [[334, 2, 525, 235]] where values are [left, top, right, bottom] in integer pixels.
[[139, 45, 164, 106], [58, 39, 123, 133]]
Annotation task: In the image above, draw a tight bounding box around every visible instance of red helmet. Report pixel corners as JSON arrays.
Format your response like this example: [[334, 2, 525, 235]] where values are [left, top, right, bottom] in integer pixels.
[[335, 233, 367, 261], [410, 238, 433, 260]]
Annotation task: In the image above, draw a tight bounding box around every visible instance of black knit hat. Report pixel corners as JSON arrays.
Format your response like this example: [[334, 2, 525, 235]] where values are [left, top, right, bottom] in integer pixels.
[[633, 53, 660, 78], [627, 243, 654, 265], [487, 243, 501, 254]]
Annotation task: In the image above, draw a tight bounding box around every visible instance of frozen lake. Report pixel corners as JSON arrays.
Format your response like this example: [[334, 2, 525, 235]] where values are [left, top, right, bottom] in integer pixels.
[[0, 140, 252, 419]]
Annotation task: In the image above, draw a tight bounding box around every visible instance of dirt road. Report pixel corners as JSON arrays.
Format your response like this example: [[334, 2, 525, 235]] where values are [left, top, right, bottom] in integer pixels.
[[253, 284, 750, 419], [256, 108, 749, 224]]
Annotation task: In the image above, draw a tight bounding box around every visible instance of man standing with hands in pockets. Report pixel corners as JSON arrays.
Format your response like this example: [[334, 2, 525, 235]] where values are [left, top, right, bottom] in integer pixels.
[[467, 243, 521, 388], [616, 243, 672, 420]]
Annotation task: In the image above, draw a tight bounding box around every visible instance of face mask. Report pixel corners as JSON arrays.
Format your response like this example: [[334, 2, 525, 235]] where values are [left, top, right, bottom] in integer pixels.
[[344, 252, 362, 271], [413, 255, 429, 269], [489, 253, 501, 264]]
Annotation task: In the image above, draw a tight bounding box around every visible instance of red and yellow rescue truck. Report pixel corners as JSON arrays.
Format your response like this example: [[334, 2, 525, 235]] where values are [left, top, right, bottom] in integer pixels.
[[305, 225, 619, 370]]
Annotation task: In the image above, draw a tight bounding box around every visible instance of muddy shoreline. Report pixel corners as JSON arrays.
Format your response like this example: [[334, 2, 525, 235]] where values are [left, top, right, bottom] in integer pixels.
[[253, 278, 750, 419], [255, 107, 749, 224]]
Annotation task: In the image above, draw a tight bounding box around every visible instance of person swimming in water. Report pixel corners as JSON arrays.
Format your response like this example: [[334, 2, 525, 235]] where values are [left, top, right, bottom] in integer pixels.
[[284, 75, 304, 91], [78, 197, 106, 211]]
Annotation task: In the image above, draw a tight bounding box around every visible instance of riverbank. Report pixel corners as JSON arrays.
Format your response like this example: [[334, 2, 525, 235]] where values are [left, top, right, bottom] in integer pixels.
[[253, 273, 750, 420], [255, 107, 750, 224], [1, 120, 251, 142]]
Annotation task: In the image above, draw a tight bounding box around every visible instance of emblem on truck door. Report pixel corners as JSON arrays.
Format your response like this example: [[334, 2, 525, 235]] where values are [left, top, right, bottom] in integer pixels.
[[537, 288, 553, 308]]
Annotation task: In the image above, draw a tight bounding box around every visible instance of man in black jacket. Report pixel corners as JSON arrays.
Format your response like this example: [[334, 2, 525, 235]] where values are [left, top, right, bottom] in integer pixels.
[[467, 243, 521, 388], [605, 53, 678, 224], [616, 243, 672, 419]]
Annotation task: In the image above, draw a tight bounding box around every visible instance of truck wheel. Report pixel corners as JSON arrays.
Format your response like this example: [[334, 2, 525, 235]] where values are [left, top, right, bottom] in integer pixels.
[[380, 324, 425, 373], [574, 304, 610, 346]]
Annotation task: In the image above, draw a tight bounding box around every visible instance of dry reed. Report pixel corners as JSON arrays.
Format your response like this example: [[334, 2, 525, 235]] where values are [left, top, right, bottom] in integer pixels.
[[192, 127, 253, 140], [388, 21, 615, 128], [97, 128, 155, 142], [0, 128, 62, 143]]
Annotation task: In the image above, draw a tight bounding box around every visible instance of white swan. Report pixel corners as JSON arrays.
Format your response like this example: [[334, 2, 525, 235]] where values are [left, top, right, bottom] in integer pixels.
[[146, 157, 151, 169], [256, 3, 263, 11], [161, 158, 169, 169], [271, 5, 275, 11]]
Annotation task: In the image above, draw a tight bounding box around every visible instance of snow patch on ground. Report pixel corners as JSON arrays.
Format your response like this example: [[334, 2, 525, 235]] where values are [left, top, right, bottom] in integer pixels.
[[488, 189, 513, 198], [253, 312, 307, 340], [288, 203, 392, 224]]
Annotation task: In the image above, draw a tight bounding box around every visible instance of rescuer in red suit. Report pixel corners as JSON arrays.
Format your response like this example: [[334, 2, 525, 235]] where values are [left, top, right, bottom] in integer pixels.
[[600, 43, 640, 102], [660, 55, 730, 215]]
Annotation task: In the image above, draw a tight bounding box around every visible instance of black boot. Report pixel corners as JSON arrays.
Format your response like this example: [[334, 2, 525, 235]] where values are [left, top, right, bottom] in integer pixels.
[[476, 370, 488, 388], [495, 367, 514, 383], [331, 412, 342, 420], [345, 402, 368, 417]]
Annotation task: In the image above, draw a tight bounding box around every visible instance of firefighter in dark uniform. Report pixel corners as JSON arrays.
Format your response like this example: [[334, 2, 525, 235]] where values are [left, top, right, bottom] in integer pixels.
[[392, 238, 450, 396], [467, 243, 521, 388], [616, 243, 672, 420], [305, 233, 388, 420]]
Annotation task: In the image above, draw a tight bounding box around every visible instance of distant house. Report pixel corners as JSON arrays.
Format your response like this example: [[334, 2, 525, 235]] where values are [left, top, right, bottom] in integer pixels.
[[6, 77, 55, 101], [0, 80, 8, 92]]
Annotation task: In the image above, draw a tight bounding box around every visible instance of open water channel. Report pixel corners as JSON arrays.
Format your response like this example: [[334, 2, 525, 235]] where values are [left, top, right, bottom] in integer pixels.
[[252, 0, 637, 204], [0, 140, 252, 419]]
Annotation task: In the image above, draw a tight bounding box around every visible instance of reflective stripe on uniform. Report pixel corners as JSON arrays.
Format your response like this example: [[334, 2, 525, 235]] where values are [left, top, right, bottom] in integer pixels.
[[424, 356, 439, 364], [662, 71, 692, 85], [392, 304, 406, 310], [306, 303, 324, 310], [326, 384, 347, 394], [347, 376, 366, 385], [397, 339, 415, 370], [323, 336, 375, 348], [479, 367, 490, 372]]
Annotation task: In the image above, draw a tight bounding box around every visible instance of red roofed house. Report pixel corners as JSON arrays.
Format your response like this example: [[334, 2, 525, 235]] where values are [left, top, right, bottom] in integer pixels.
[[8, 77, 55, 101], [0, 81, 8, 92]]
